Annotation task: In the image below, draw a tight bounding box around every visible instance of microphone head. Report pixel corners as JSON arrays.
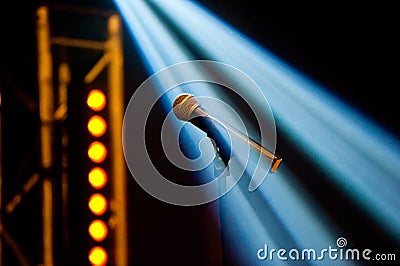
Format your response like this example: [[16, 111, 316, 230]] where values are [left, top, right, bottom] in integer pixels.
[[172, 94, 201, 121]]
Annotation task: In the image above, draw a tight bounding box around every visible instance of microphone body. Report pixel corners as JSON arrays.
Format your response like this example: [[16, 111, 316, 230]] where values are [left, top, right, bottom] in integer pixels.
[[190, 115, 232, 165]]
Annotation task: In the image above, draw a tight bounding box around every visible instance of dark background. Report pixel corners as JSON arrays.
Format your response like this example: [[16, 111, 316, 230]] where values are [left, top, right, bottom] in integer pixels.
[[1, 0, 399, 265]]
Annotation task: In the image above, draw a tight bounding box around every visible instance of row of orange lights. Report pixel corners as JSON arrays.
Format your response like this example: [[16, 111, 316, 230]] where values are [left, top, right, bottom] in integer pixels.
[[87, 89, 109, 266]]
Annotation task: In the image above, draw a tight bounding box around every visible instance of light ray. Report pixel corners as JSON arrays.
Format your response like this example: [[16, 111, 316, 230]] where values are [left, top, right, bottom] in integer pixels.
[[149, 0, 400, 240]]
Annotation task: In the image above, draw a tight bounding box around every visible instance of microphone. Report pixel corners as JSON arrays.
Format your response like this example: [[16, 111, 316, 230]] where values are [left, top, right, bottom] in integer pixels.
[[172, 94, 282, 173]]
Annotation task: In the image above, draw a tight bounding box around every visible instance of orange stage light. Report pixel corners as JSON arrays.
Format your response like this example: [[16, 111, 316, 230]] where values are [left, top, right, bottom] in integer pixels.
[[88, 219, 108, 242], [87, 89, 106, 111], [88, 167, 108, 189], [88, 115, 107, 137], [88, 246, 108, 266], [88, 141, 107, 163], [88, 193, 108, 216]]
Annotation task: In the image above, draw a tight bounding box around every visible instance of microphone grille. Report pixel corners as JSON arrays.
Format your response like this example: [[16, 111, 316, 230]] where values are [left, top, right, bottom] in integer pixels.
[[172, 94, 200, 121]]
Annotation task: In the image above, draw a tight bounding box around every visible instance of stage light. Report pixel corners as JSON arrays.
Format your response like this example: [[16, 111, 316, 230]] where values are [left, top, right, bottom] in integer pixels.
[[88, 167, 108, 189], [89, 219, 109, 242], [86, 86, 111, 263], [88, 193, 108, 216], [88, 141, 107, 163], [88, 246, 108, 266], [88, 115, 107, 137], [87, 89, 106, 112]]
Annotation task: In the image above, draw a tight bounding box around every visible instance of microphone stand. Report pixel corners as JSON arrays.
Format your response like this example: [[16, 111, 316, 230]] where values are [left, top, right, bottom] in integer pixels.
[[213, 146, 230, 266]]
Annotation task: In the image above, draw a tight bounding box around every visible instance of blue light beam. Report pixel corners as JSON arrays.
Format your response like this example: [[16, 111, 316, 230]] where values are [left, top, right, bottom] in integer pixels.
[[150, 0, 400, 241], [115, 0, 349, 260]]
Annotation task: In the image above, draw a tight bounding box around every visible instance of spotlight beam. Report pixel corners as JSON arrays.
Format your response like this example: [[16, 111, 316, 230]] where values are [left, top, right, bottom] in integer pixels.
[[114, 0, 359, 261], [149, 0, 400, 241], [114, 1, 400, 264]]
